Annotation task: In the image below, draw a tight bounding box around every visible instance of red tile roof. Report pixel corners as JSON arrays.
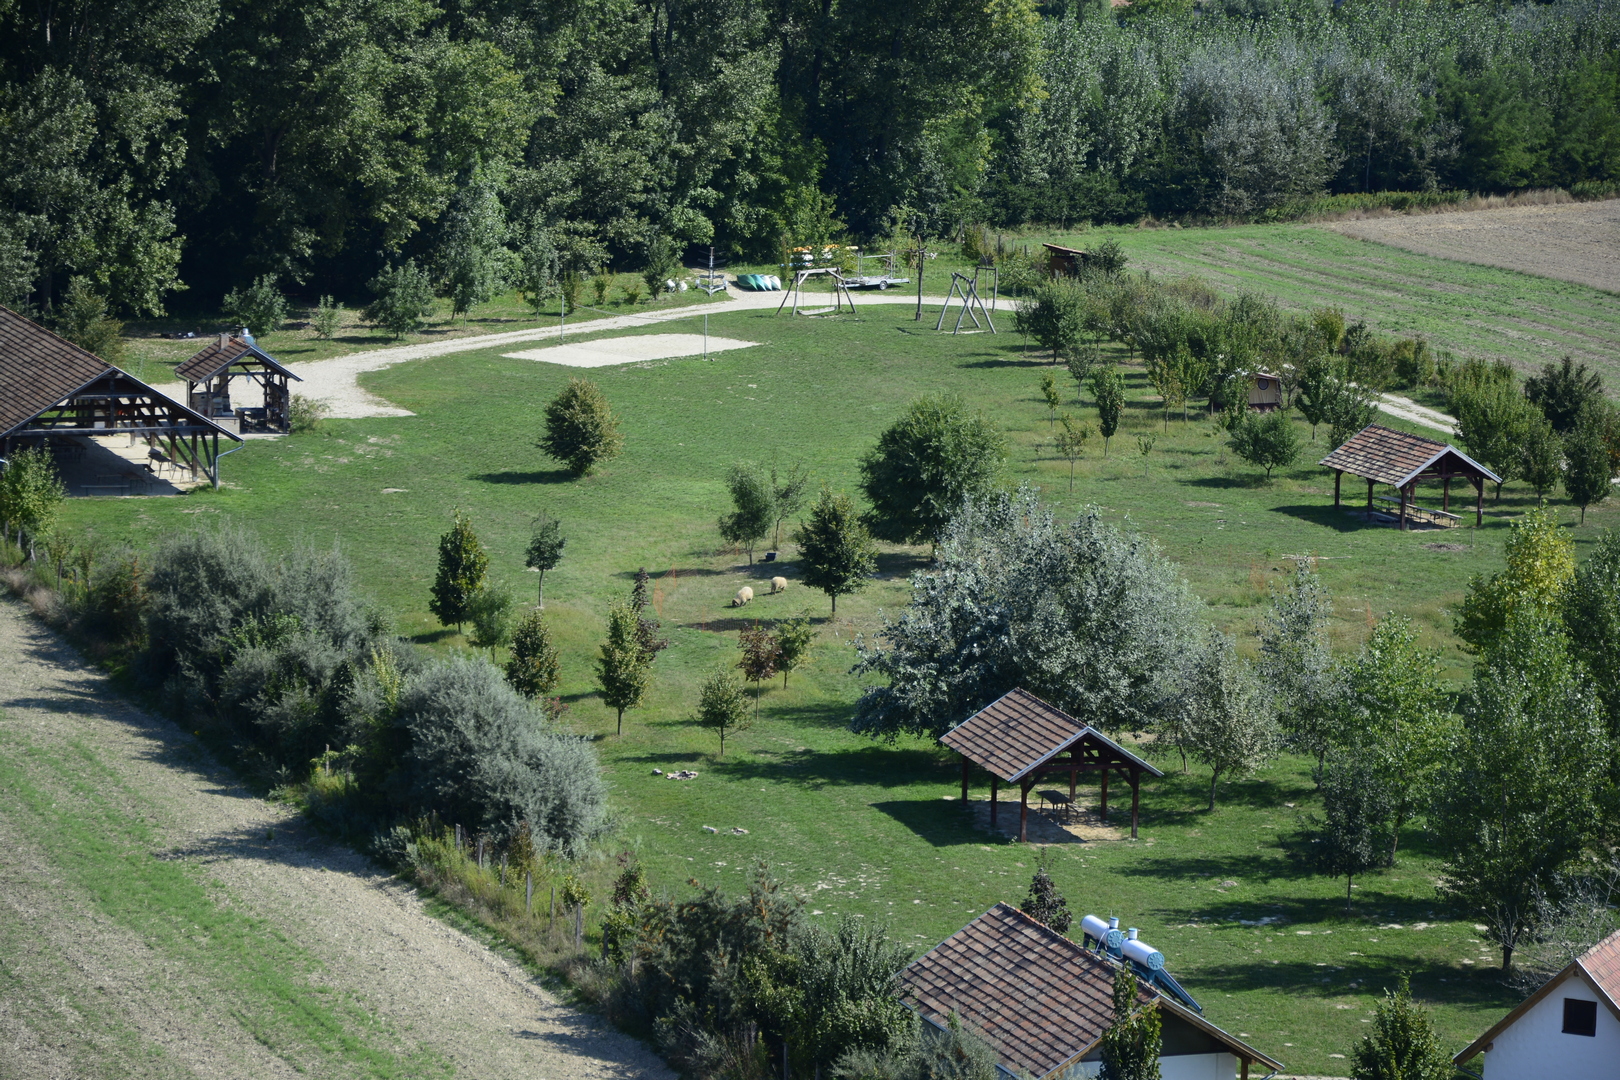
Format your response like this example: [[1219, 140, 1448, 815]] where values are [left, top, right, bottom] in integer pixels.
[[0, 304, 116, 437], [940, 689, 1161, 783], [1455, 928, 1620, 1064], [1579, 928, 1620, 1007], [1318, 424, 1500, 487]]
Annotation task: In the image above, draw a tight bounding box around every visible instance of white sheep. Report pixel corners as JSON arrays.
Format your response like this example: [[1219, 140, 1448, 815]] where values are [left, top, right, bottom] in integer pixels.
[[770, 576, 787, 594], [732, 586, 754, 607]]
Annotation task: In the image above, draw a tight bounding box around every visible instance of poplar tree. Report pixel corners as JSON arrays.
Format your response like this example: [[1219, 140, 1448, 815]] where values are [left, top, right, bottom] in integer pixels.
[[429, 510, 488, 632], [1089, 364, 1125, 456], [1563, 407, 1615, 524], [1171, 630, 1279, 811]]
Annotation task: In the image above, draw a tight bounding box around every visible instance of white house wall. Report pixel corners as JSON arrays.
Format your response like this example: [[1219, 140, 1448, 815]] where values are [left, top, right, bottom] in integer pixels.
[[1482, 972, 1620, 1080]]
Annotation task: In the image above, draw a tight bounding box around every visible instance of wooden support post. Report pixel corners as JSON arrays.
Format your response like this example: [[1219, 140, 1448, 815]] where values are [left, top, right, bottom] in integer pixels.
[[1366, 477, 1374, 516], [1069, 767, 1076, 803], [1334, 469, 1342, 507], [1476, 477, 1484, 526], [1240, 1057, 1249, 1080], [1130, 772, 1141, 840], [1399, 483, 1409, 531], [961, 756, 969, 804], [1019, 782, 1029, 843], [990, 776, 998, 827], [1100, 768, 1109, 820], [1443, 475, 1451, 513]]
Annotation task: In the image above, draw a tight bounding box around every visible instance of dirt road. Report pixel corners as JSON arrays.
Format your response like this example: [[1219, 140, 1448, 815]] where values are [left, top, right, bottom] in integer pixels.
[[0, 598, 672, 1080]]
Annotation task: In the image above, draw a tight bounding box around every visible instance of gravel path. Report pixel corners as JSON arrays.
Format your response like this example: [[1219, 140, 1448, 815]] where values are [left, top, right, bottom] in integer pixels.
[[0, 598, 673, 1080], [149, 287, 958, 419]]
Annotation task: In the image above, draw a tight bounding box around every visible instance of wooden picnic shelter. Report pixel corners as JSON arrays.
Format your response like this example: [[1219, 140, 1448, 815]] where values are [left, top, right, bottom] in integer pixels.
[[1319, 423, 1501, 530], [0, 305, 241, 489], [941, 688, 1163, 841], [176, 332, 300, 433]]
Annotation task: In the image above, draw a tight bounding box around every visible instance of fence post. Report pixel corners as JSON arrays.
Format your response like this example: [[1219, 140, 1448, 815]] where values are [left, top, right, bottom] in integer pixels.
[[525, 871, 533, 914]]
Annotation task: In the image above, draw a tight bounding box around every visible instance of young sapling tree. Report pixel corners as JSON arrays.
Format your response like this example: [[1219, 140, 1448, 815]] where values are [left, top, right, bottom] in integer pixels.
[[1089, 364, 1124, 456], [505, 609, 560, 698], [1040, 370, 1061, 428], [430, 510, 488, 633], [774, 611, 815, 687], [596, 601, 651, 735], [1053, 414, 1092, 491], [695, 668, 751, 756], [524, 513, 566, 605], [794, 485, 877, 615], [719, 461, 773, 563]]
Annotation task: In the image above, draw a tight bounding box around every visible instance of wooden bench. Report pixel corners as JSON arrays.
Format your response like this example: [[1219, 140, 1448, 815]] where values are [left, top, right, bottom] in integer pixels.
[[1374, 496, 1460, 528], [1037, 790, 1075, 823]]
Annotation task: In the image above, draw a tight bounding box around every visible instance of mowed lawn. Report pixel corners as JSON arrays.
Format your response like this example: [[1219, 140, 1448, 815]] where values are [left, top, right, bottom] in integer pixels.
[[63, 301, 1618, 1074]]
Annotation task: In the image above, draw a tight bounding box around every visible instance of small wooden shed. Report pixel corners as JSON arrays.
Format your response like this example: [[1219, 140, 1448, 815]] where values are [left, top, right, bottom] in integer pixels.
[[1041, 243, 1087, 277], [176, 332, 300, 433], [941, 688, 1162, 841], [1319, 423, 1501, 529], [1246, 371, 1283, 412]]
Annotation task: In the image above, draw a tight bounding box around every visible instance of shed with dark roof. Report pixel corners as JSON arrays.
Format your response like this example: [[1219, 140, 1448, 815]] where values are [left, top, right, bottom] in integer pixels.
[[941, 689, 1163, 841], [1318, 424, 1500, 529], [900, 903, 1283, 1079], [1454, 928, 1620, 1078], [176, 332, 300, 433], [0, 305, 240, 488]]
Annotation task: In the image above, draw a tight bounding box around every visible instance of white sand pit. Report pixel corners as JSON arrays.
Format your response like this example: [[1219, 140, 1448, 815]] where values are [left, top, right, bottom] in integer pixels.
[[503, 333, 758, 367]]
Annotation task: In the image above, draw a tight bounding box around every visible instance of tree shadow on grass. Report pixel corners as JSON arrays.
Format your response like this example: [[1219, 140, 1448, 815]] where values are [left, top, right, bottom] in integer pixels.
[[869, 799, 987, 847], [700, 743, 955, 792], [408, 628, 458, 645], [1184, 956, 1516, 1011], [1182, 474, 1270, 491], [1268, 503, 1386, 533], [471, 469, 576, 485], [874, 551, 930, 579]]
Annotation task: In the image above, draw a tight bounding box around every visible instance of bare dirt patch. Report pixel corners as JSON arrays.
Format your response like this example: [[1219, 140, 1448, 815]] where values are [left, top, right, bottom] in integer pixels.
[[962, 795, 1127, 844], [1324, 199, 1620, 294]]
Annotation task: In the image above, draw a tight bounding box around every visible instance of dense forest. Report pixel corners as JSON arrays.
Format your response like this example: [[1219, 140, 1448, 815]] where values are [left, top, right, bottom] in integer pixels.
[[1, 0, 1617, 316]]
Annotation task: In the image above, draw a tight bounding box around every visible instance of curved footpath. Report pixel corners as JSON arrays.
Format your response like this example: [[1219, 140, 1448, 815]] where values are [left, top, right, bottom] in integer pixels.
[[149, 284, 1458, 433], [0, 597, 673, 1080]]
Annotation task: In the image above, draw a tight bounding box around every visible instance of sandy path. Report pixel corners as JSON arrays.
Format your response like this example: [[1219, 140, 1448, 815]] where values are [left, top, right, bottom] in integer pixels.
[[151, 288, 958, 419], [1325, 199, 1620, 294], [0, 598, 673, 1080], [1374, 394, 1455, 435]]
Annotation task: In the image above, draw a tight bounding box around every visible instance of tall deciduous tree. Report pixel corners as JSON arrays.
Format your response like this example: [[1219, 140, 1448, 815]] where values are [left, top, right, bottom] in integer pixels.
[[858, 395, 1004, 549], [768, 458, 811, 551], [1517, 417, 1563, 506], [1432, 613, 1607, 971], [774, 611, 816, 688], [1258, 563, 1339, 776], [505, 609, 560, 698], [737, 623, 779, 721], [437, 172, 511, 321], [1563, 405, 1615, 524], [1451, 375, 1538, 499], [221, 275, 288, 335], [1302, 751, 1395, 910], [719, 461, 774, 563], [1564, 528, 1620, 736], [541, 378, 623, 476], [852, 486, 1201, 741], [596, 601, 651, 735], [1089, 364, 1125, 456], [794, 486, 877, 616], [1170, 630, 1278, 811], [1524, 355, 1604, 434], [1455, 507, 1575, 652], [429, 510, 487, 632], [1331, 615, 1451, 861]]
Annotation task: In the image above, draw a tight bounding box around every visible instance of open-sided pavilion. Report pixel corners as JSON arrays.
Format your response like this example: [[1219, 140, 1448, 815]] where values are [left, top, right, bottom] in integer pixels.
[[176, 332, 300, 433], [0, 305, 240, 488], [1319, 423, 1501, 529], [941, 688, 1163, 842]]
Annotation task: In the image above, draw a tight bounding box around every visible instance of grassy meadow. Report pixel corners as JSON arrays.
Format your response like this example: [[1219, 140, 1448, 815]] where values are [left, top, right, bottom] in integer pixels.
[[58, 230, 1620, 1076]]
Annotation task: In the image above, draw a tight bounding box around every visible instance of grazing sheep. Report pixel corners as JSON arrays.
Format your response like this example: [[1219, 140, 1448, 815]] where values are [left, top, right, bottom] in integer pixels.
[[732, 586, 754, 607], [770, 576, 787, 594]]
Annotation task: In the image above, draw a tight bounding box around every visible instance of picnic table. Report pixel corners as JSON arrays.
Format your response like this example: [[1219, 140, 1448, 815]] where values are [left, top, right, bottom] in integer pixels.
[[1037, 790, 1075, 823], [1374, 495, 1459, 528]]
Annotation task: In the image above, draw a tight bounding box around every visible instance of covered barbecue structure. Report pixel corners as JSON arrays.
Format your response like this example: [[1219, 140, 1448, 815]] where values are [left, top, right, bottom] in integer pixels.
[[1319, 423, 1501, 529], [176, 332, 300, 433]]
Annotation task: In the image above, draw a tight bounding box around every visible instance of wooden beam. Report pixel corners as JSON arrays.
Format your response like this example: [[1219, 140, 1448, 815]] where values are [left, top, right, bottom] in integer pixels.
[[1130, 771, 1141, 840], [961, 756, 969, 804], [1475, 476, 1484, 527], [990, 776, 998, 828], [1334, 469, 1341, 507], [1020, 780, 1029, 843], [1100, 768, 1109, 820]]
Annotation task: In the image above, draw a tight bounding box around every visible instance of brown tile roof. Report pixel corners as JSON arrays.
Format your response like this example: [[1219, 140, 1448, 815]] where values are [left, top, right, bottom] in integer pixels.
[[1318, 424, 1500, 487], [900, 903, 1281, 1078], [0, 304, 116, 437], [1579, 928, 1620, 1008], [901, 902, 1147, 1077], [175, 335, 300, 383], [940, 689, 1162, 783]]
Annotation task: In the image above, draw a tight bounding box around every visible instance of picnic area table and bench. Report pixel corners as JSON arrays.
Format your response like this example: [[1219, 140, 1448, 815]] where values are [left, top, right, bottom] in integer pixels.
[[1320, 424, 1501, 531], [1372, 494, 1460, 527]]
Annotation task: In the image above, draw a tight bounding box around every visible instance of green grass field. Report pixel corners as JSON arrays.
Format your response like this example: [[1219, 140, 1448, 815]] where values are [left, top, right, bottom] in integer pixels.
[[64, 230, 1620, 1076]]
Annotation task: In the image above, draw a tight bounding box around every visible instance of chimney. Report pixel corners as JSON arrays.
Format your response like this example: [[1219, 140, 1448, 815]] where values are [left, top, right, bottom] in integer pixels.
[[218, 332, 228, 350]]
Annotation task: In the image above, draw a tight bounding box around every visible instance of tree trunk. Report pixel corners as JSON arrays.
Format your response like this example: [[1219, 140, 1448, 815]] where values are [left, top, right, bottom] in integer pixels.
[[1501, 944, 1513, 972], [1208, 770, 1219, 811], [537, 570, 545, 607], [616, 707, 624, 736], [1345, 875, 1353, 913], [830, 594, 837, 615]]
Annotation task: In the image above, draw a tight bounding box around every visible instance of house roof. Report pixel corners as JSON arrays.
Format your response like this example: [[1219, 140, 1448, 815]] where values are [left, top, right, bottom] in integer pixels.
[[899, 902, 1282, 1079], [1041, 243, 1086, 257], [940, 688, 1162, 783], [0, 304, 236, 441], [1318, 424, 1501, 488], [0, 304, 118, 437], [1455, 929, 1620, 1064], [175, 335, 300, 383]]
